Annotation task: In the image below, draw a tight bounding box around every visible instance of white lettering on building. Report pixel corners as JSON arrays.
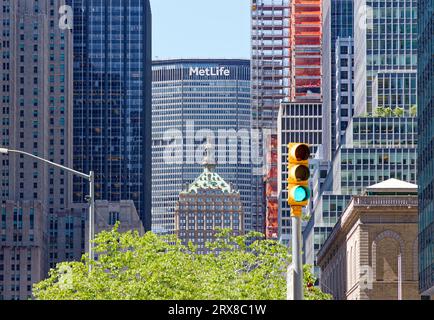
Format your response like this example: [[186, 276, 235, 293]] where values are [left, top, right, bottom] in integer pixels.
[[189, 67, 231, 77]]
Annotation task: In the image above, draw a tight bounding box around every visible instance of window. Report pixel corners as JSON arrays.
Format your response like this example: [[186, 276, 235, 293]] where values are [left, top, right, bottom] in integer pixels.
[[340, 96, 349, 104], [340, 71, 348, 80], [341, 84, 348, 92], [109, 212, 120, 225]]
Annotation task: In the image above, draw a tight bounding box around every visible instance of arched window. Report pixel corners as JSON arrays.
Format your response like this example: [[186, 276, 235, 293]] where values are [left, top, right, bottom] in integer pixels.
[[372, 230, 405, 282], [376, 238, 399, 281]]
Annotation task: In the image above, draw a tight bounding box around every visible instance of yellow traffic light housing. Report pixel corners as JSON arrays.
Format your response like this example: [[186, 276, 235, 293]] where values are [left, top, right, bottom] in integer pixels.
[[287, 143, 311, 210]]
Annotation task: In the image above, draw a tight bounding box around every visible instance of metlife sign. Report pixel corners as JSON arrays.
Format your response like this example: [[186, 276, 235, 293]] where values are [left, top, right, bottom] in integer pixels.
[[189, 67, 231, 77]]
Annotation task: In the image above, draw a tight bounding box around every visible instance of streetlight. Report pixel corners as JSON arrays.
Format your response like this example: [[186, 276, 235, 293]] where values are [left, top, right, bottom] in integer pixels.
[[0, 148, 95, 270]]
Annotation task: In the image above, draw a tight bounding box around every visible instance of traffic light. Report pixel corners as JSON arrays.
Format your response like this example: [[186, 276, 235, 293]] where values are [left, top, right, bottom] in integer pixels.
[[287, 143, 311, 209]]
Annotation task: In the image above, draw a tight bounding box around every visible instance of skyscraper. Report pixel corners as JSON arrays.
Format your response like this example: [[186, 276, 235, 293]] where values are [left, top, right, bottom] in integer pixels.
[[67, 0, 152, 230], [277, 102, 323, 244], [251, 0, 291, 129], [252, 0, 323, 238], [289, 0, 322, 102], [304, 0, 419, 279], [334, 37, 355, 148], [152, 59, 253, 234], [354, 0, 418, 115], [322, 0, 354, 158], [305, 116, 418, 276], [0, 0, 73, 300], [175, 144, 244, 254], [251, 0, 292, 235], [417, 0, 434, 299]]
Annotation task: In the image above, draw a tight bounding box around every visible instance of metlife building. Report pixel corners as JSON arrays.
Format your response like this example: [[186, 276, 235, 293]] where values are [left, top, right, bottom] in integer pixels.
[[152, 59, 255, 234]]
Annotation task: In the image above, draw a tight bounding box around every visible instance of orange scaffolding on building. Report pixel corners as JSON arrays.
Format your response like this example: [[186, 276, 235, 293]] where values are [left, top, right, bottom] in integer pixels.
[[252, 1, 322, 238], [290, 0, 322, 101], [264, 134, 278, 239]]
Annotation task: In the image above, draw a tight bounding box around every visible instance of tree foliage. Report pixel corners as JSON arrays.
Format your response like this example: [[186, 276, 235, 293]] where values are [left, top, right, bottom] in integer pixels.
[[373, 106, 415, 118], [33, 225, 332, 300], [410, 105, 417, 117], [393, 107, 405, 118]]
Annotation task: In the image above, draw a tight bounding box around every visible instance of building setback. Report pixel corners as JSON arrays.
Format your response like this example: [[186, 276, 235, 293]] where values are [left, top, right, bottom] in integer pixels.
[[417, 0, 434, 299], [317, 179, 419, 300], [305, 116, 418, 276], [334, 37, 355, 150], [322, 0, 354, 158], [152, 59, 252, 234], [67, 0, 152, 231], [305, 0, 419, 280], [0, 0, 73, 300]]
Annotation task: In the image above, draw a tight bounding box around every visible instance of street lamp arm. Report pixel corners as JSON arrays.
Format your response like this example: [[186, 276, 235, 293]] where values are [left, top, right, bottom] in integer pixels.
[[0, 146, 95, 270], [2, 148, 90, 180]]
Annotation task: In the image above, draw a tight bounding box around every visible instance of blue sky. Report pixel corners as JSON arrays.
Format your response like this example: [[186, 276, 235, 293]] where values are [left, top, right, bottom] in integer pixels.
[[150, 0, 250, 60]]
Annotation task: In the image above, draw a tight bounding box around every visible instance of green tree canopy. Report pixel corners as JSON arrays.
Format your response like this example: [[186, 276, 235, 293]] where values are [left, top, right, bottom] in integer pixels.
[[394, 107, 405, 118], [383, 107, 393, 117], [410, 105, 417, 117], [33, 226, 331, 300], [374, 106, 385, 117]]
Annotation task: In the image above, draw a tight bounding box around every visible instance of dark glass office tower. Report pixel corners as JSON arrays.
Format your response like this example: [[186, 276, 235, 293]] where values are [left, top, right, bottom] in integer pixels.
[[67, 0, 152, 230], [417, 0, 434, 298]]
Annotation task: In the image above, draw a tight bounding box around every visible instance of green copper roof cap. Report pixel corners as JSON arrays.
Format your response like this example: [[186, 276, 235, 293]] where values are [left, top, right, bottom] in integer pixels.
[[181, 140, 238, 194]]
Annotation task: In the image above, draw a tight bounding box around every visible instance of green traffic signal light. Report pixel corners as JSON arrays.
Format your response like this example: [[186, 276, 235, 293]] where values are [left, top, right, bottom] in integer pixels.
[[292, 186, 310, 202]]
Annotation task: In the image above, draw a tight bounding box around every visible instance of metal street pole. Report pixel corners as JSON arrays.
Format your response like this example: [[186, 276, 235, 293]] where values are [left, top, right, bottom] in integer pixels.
[[0, 148, 95, 270], [88, 171, 95, 271], [288, 206, 304, 300]]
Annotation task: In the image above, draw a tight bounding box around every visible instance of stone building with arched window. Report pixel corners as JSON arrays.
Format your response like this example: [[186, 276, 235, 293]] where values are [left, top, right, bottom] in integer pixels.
[[317, 179, 420, 300]]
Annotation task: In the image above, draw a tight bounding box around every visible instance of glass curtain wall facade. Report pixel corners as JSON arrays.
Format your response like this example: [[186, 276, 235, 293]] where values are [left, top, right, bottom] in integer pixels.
[[305, 0, 419, 280], [417, 0, 434, 298], [67, 0, 152, 230], [372, 71, 417, 110], [304, 116, 418, 276], [152, 59, 252, 234], [354, 0, 418, 115]]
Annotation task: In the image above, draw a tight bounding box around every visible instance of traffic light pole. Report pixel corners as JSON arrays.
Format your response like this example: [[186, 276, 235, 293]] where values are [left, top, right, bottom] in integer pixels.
[[286, 143, 310, 300], [288, 206, 304, 300]]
